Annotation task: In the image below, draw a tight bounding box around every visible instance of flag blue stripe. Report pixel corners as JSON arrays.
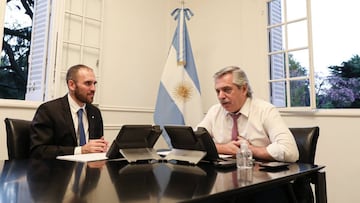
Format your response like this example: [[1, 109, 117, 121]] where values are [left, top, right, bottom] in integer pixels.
[[183, 22, 201, 92], [172, 20, 201, 92], [154, 82, 185, 125], [173, 23, 181, 62], [154, 83, 185, 148]]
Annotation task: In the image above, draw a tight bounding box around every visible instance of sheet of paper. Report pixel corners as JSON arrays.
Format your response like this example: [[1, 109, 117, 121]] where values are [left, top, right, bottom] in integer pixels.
[[219, 154, 233, 159], [56, 152, 108, 162]]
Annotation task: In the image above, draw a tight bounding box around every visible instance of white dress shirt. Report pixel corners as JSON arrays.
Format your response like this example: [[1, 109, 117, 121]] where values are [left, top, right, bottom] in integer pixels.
[[68, 94, 89, 154], [197, 97, 299, 162]]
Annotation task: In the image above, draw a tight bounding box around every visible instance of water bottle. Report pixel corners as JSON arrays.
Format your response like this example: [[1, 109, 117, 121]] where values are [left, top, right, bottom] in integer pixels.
[[236, 140, 253, 169]]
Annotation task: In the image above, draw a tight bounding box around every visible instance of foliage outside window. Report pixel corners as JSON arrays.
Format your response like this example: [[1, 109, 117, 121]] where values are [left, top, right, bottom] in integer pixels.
[[268, 0, 360, 109], [0, 0, 33, 100]]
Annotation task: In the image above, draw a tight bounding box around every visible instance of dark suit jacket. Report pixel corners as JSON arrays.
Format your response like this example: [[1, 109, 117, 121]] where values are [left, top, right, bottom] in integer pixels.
[[30, 95, 104, 159]]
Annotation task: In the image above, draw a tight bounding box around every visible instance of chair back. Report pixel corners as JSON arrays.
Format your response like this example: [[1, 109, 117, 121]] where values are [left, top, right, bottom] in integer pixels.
[[289, 127, 319, 164], [4, 118, 32, 160]]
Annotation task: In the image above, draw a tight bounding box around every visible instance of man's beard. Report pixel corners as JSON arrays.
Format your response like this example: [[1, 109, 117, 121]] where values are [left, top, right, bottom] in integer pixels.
[[74, 88, 94, 104]]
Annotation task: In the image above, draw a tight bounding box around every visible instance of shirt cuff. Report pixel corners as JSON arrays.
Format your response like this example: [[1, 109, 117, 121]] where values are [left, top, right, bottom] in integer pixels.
[[74, 146, 82, 155]]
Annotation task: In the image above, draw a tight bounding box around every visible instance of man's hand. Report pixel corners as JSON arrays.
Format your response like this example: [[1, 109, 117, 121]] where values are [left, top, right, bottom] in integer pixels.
[[216, 140, 240, 155], [81, 136, 108, 154]]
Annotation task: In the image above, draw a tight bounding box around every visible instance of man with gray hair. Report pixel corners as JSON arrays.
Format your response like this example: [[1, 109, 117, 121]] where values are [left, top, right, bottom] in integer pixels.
[[197, 66, 298, 162]]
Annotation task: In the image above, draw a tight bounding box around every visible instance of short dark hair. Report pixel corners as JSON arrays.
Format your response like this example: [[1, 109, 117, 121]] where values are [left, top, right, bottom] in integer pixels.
[[66, 64, 92, 84]]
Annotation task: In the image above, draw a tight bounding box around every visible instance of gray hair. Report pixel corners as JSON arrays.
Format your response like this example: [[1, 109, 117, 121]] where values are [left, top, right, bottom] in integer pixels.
[[213, 66, 253, 98]]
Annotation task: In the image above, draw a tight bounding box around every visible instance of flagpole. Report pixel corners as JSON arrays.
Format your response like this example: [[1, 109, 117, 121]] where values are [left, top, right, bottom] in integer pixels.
[[181, 0, 184, 9], [154, 1, 203, 148], [178, 1, 185, 66]]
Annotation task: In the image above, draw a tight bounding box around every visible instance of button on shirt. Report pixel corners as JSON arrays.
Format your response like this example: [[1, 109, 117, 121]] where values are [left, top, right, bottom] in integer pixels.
[[197, 97, 299, 162], [68, 95, 89, 154]]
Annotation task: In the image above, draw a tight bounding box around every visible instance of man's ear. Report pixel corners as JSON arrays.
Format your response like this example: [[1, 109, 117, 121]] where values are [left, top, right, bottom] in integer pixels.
[[68, 80, 76, 91], [241, 84, 248, 95]]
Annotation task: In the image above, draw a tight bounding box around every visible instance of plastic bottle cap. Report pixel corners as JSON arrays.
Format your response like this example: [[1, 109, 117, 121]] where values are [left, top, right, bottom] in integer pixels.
[[240, 140, 248, 148]]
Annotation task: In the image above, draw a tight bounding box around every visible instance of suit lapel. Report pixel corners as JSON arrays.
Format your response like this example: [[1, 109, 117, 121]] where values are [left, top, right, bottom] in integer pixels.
[[86, 105, 95, 139], [61, 95, 78, 144]]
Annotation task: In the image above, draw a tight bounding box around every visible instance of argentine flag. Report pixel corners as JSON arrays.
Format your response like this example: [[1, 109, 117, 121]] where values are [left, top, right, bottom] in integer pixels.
[[154, 7, 203, 147]]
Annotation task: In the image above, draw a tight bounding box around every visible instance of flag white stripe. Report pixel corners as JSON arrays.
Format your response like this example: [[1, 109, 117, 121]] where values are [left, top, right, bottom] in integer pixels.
[[161, 46, 202, 126], [154, 7, 202, 147]]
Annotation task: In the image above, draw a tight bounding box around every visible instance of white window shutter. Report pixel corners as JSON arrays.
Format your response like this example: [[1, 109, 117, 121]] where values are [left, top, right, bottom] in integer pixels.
[[25, 0, 51, 101], [269, 1, 286, 107]]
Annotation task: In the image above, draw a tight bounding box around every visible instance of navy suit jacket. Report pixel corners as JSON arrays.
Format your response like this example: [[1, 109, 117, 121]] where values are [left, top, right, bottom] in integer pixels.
[[30, 95, 104, 159]]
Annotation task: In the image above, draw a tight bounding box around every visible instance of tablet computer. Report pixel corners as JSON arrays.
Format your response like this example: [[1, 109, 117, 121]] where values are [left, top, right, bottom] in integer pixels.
[[106, 125, 162, 159], [164, 126, 236, 168], [164, 125, 202, 150]]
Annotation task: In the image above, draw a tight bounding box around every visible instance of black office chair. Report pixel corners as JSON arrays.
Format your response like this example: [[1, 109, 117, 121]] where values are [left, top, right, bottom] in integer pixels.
[[289, 126, 320, 203], [290, 127, 319, 165], [4, 118, 32, 160]]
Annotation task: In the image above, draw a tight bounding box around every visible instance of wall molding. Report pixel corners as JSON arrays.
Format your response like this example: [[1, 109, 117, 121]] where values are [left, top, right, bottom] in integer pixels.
[[281, 109, 360, 117], [0, 99, 40, 110], [99, 105, 154, 113], [0, 100, 155, 113], [104, 124, 122, 130]]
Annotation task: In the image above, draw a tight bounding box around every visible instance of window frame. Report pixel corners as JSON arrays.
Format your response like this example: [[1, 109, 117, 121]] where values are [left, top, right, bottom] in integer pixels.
[[0, 1, 5, 50], [54, 0, 104, 104], [267, 0, 316, 111], [0, 0, 104, 105]]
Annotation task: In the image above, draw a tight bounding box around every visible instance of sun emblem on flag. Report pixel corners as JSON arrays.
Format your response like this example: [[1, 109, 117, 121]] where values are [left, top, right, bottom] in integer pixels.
[[173, 81, 193, 102]]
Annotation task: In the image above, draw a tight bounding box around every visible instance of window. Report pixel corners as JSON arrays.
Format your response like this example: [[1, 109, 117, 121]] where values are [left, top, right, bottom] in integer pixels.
[[26, 0, 52, 101], [311, 1, 360, 108], [0, 0, 35, 100], [267, 0, 314, 109], [57, 0, 104, 103], [268, 0, 360, 109], [0, 0, 103, 102]]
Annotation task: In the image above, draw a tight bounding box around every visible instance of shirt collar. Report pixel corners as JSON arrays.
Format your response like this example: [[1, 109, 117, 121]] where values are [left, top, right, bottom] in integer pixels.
[[239, 97, 251, 118], [225, 97, 251, 118], [67, 94, 86, 113]]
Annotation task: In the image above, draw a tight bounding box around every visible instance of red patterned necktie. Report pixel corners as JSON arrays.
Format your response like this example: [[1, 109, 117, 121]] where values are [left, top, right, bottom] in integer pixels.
[[230, 113, 240, 141]]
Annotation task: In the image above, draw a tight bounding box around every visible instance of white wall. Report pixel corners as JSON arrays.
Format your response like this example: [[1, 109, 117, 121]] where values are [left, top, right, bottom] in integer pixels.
[[99, 0, 174, 148], [0, 0, 358, 202], [284, 113, 360, 203]]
